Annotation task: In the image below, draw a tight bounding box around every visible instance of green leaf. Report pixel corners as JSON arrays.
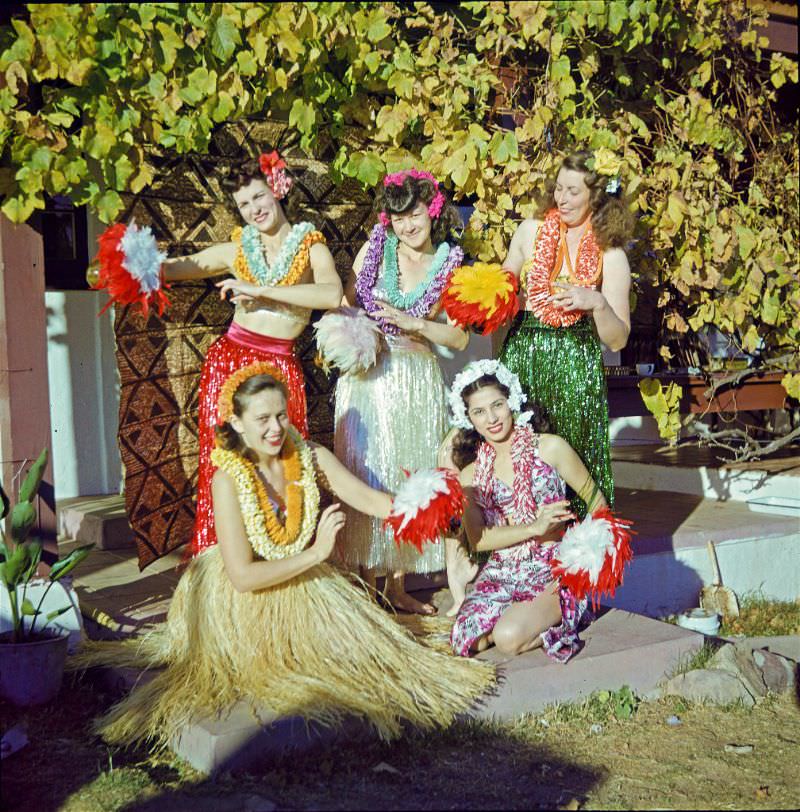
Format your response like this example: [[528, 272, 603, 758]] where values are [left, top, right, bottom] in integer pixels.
[[211, 14, 241, 61], [49, 543, 94, 581], [87, 124, 116, 159], [212, 91, 237, 124], [289, 98, 316, 134], [387, 71, 415, 100], [95, 189, 123, 223], [236, 51, 258, 76], [366, 8, 392, 43], [10, 502, 35, 544], [608, 1, 627, 34], [344, 151, 386, 187], [550, 55, 571, 82], [46, 605, 71, 622], [735, 225, 756, 260], [1, 195, 37, 223], [21, 597, 39, 616], [154, 22, 183, 72], [2, 543, 31, 588]]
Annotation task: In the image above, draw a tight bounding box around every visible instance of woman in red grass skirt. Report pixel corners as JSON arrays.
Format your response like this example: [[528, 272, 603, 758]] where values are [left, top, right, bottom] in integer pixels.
[[162, 151, 342, 555]]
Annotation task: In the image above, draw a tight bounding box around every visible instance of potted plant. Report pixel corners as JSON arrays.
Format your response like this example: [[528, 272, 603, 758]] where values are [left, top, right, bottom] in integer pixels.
[[0, 450, 93, 706]]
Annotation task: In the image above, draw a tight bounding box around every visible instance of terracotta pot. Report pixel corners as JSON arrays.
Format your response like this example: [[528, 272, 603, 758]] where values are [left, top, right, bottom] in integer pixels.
[[0, 633, 69, 706]]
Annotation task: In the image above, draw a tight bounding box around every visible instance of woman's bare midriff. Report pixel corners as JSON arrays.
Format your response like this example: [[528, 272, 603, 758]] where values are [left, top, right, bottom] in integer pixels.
[[232, 308, 309, 340]]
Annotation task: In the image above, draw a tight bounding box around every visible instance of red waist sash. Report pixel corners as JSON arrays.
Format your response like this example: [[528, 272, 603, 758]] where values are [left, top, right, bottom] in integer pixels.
[[227, 322, 296, 356]]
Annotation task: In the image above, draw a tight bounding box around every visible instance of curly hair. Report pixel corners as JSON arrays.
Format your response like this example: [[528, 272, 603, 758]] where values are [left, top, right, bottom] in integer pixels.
[[375, 174, 463, 245], [535, 151, 634, 250], [450, 374, 550, 470], [214, 373, 288, 457], [219, 154, 302, 220]]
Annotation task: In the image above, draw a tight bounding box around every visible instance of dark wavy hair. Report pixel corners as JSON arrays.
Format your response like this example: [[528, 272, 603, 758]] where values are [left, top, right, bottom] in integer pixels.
[[535, 151, 634, 250], [214, 373, 288, 458], [375, 174, 463, 245], [219, 154, 301, 220], [451, 374, 550, 470]]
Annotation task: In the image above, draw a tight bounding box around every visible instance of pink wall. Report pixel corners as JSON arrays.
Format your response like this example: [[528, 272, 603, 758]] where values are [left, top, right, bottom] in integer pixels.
[[0, 214, 55, 536]]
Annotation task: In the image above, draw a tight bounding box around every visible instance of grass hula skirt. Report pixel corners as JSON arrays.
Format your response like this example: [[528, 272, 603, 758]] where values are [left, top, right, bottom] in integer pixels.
[[71, 548, 494, 749], [500, 312, 614, 517]]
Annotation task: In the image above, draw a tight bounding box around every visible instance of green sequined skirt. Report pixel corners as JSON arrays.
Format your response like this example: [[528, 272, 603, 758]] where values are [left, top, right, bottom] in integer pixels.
[[500, 312, 614, 517]]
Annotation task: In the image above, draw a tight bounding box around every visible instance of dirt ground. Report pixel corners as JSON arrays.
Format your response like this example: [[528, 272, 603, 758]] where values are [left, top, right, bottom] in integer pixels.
[[2, 676, 798, 811]]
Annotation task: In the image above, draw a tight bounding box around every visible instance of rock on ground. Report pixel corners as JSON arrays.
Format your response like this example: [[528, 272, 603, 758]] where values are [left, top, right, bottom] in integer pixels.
[[662, 669, 756, 707]]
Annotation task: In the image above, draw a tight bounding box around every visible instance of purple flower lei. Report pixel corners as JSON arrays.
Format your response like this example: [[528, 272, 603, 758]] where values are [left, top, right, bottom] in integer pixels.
[[355, 224, 463, 335]]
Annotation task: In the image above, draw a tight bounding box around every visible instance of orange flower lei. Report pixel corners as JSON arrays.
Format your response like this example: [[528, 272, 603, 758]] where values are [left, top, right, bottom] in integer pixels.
[[522, 209, 603, 328], [217, 361, 285, 424], [235, 433, 303, 546], [231, 227, 325, 287]]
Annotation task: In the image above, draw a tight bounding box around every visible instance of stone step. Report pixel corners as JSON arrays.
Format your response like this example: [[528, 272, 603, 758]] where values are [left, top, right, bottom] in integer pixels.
[[57, 495, 134, 550], [609, 487, 799, 616], [474, 609, 703, 720], [85, 608, 702, 774]]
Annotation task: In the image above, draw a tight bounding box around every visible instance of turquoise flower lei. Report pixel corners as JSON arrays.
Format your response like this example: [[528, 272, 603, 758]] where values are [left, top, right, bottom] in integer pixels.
[[383, 232, 451, 310], [240, 222, 314, 285]]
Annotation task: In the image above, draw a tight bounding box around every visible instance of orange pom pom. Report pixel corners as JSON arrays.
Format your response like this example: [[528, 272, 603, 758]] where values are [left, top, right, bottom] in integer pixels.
[[442, 263, 519, 335]]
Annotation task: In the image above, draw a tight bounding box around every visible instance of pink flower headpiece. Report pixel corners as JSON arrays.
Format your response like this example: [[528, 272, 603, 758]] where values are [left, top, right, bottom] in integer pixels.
[[379, 168, 446, 227], [259, 150, 293, 200]]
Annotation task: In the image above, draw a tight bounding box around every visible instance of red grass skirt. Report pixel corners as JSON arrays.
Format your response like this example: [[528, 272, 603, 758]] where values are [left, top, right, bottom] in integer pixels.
[[190, 323, 308, 556]]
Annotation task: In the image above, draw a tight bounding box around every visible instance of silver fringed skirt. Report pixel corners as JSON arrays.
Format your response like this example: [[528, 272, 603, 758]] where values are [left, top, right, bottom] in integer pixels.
[[334, 335, 448, 574]]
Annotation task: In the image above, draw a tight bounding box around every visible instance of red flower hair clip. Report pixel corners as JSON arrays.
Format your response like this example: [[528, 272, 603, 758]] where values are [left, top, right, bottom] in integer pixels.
[[258, 150, 293, 199]]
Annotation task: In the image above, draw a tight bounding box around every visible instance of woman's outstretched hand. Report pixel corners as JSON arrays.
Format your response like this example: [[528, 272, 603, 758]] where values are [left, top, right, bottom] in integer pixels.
[[311, 503, 346, 562]]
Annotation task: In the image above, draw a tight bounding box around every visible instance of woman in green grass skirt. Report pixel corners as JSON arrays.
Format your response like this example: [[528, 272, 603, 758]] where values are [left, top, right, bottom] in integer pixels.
[[499, 151, 634, 517]]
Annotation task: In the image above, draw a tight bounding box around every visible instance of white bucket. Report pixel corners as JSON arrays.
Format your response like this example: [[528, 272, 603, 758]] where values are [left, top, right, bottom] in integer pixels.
[[676, 608, 720, 636]]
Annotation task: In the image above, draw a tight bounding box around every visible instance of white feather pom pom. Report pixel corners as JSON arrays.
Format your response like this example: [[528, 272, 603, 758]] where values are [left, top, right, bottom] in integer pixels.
[[550, 508, 634, 606], [386, 468, 464, 553], [119, 222, 167, 294], [314, 307, 384, 375]]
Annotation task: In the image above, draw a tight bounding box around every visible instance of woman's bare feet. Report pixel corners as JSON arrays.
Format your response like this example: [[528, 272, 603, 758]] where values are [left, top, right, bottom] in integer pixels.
[[445, 537, 479, 617], [384, 572, 436, 615]]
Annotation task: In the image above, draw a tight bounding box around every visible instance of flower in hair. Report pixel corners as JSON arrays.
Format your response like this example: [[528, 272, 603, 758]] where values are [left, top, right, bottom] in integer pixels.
[[605, 176, 621, 195], [448, 359, 532, 431], [217, 361, 285, 424], [380, 168, 446, 224], [258, 150, 293, 199]]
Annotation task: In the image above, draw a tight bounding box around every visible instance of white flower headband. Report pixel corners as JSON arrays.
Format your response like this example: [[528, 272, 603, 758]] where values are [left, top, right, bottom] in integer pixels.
[[448, 359, 533, 430]]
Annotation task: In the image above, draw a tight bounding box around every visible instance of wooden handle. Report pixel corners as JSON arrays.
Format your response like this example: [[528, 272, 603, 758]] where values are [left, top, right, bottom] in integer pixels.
[[706, 540, 722, 586]]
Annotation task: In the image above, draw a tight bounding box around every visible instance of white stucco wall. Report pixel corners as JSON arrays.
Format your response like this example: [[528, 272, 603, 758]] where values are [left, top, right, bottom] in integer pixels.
[[45, 290, 122, 499]]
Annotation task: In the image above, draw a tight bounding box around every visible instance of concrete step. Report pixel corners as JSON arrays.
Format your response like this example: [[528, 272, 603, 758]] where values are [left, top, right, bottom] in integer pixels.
[[610, 487, 799, 616], [84, 608, 701, 774], [474, 609, 702, 720], [57, 495, 134, 550], [612, 446, 800, 503]]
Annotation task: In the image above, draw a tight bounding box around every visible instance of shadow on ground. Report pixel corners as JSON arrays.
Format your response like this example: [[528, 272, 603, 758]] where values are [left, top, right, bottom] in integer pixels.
[[2, 675, 604, 812]]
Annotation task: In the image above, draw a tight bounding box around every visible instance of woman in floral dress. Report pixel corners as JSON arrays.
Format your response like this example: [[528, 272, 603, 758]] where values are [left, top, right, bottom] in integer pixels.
[[448, 360, 605, 660]]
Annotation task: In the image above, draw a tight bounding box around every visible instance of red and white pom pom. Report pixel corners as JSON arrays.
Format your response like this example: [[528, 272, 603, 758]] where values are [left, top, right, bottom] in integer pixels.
[[93, 221, 169, 315], [442, 263, 520, 335], [385, 468, 464, 553], [550, 507, 634, 608], [314, 306, 384, 375]]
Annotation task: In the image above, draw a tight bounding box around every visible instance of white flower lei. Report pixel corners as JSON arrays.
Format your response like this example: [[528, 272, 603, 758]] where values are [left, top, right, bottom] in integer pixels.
[[448, 359, 533, 430], [210, 426, 320, 561]]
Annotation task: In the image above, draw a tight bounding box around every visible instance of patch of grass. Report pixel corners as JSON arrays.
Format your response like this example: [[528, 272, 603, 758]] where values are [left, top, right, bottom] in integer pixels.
[[541, 685, 640, 726], [720, 592, 800, 637], [668, 640, 720, 678]]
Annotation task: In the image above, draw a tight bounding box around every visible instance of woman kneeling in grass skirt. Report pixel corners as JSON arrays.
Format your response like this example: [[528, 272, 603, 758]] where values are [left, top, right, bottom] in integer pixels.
[[71, 362, 494, 749]]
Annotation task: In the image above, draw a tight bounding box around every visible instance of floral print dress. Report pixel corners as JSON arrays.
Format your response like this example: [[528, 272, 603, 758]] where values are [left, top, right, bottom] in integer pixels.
[[450, 434, 588, 662]]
